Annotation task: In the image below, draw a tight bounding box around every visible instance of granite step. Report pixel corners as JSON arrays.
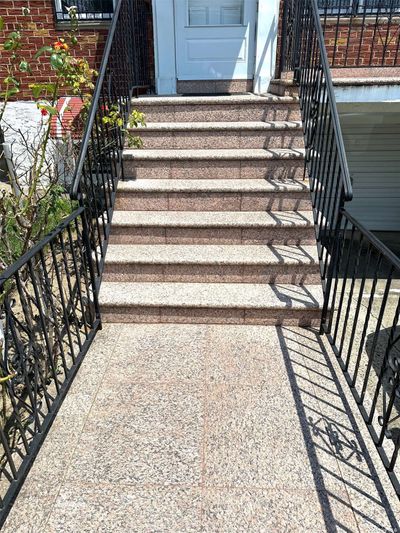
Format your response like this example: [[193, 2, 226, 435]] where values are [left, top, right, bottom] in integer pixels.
[[108, 210, 316, 245], [269, 79, 299, 97], [99, 281, 323, 326], [115, 179, 312, 212], [133, 121, 304, 150], [123, 148, 306, 181], [132, 94, 301, 122], [103, 244, 321, 284]]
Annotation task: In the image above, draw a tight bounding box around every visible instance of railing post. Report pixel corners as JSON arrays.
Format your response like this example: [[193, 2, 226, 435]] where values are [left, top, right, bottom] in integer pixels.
[[81, 209, 102, 327], [320, 206, 344, 334]]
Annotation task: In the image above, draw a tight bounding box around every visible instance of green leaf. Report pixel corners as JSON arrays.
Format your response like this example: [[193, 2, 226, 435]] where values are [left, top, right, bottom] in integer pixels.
[[29, 83, 57, 98], [50, 53, 64, 70], [4, 76, 19, 86], [3, 40, 13, 51], [0, 87, 20, 98], [0, 17, 4, 31], [33, 45, 53, 59], [19, 60, 29, 72]]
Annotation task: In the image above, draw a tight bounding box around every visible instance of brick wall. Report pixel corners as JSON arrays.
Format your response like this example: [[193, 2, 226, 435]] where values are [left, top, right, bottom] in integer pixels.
[[323, 19, 400, 67], [0, 0, 108, 100]]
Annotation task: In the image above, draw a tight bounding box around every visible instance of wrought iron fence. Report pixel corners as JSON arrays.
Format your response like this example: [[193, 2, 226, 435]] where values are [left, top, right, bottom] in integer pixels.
[[279, 0, 400, 496], [325, 210, 400, 494], [318, 0, 400, 67], [318, 0, 400, 15], [279, 0, 353, 289], [0, 208, 100, 518], [0, 0, 149, 524], [70, 0, 151, 282]]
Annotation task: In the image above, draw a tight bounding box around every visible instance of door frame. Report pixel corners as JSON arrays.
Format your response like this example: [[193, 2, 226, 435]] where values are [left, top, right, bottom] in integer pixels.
[[152, 0, 280, 95]]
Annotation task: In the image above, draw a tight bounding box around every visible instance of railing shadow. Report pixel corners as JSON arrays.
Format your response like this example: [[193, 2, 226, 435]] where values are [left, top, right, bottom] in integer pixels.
[[276, 325, 400, 532]]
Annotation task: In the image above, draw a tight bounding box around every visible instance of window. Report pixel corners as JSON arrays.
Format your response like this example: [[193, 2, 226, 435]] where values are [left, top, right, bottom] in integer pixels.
[[54, 0, 115, 22], [188, 0, 244, 26]]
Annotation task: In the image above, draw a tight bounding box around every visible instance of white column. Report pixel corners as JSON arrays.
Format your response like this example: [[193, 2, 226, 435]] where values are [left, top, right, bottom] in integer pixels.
[[152, 0, 177, 94], [253, 0, 280, 94]]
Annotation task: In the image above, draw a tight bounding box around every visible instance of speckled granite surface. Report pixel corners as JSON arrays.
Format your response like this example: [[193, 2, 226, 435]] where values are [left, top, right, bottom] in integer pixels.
[[3, 324, 400, 532]]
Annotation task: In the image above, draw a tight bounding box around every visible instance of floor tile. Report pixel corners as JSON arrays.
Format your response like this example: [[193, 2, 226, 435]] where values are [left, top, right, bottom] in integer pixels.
[[45, 483, 202, 533], [110, 324, 208, 384], [201, 488, 358, 533], [67, 424, 202, 486], [86, 382, 204, 437], [204, 383, 318, 489], [205, 325, 290, 385]]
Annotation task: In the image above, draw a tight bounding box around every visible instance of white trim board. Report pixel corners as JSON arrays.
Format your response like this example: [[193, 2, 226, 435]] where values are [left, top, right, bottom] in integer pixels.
[[152, 0, 280, 94]]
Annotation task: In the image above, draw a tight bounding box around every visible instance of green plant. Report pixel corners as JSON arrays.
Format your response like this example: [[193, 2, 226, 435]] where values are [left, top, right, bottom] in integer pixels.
[[101, 105, 146, 149], [127, 108, 146, 148], [0, 6, 96, 271]]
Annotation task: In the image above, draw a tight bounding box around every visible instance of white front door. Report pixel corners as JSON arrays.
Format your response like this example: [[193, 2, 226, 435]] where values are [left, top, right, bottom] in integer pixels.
[[174, 0, 257, 81]]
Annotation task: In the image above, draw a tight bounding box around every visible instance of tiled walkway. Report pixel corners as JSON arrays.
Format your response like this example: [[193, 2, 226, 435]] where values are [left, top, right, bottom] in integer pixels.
[[4, 324, 400, 532]]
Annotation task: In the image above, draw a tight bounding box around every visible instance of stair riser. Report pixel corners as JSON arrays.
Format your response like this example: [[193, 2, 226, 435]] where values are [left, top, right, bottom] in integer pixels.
[[115, 192, 312, 212], [100, 305, 321, 326], [269, 83, 299, 97], [103, 264, 321, 284], [136, 104, 301, 123], [109, 227, 316, 245], [124, 159, 305, 180], [135, 130, 304, 150]]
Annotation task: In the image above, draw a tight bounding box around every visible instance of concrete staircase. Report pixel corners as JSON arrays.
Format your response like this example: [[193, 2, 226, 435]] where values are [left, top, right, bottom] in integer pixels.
[[100, 93, 323, 326]]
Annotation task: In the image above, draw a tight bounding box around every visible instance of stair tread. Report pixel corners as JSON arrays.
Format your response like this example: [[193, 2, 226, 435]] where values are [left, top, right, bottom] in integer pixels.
[[271, 79, 297, 86], [123, 148, 305, 160], [132, 121, 302, 132], [111, 210, 314, 227], [105, 244, 318, 265], [133, 94, 299, 106], [100, 282, 323, 309], [118, 178, 310, 193]]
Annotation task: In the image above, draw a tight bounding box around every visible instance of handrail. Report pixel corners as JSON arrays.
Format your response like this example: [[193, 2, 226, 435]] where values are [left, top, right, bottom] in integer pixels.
[[70, 0, 123, 200], [341, 209, 400, 271], [280, 0, 353, 290], [326, 206, 400, 496], [280, 0, 400, 498], [66, 0, 151, 284], [310, 0, 353, 202], [0, 0, 151, 522]]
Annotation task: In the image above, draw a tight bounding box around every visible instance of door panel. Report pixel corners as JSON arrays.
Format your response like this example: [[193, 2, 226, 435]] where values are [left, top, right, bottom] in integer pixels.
[[175, 0, 257, 80]]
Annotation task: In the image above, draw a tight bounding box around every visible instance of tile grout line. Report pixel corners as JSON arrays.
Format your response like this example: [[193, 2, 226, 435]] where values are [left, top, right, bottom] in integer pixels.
[[200, 326, 212, 529]]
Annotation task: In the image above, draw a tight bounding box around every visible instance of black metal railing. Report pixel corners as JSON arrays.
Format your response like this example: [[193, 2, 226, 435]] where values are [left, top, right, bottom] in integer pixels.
[[70, 0, 151, 283], [325, 210, 400, 494], [54, 0, 114, 22], [0, 208, 100, 519], [318, 0, 400, 67], [318, 0, 400, 15], [0, 0, 149, 524], [279, 0, 400, 496], [279, 0, 353, 290]]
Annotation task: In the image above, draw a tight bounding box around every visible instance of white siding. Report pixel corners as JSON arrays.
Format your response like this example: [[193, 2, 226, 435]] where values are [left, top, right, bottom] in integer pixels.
[[339, 108, 400, 232]]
